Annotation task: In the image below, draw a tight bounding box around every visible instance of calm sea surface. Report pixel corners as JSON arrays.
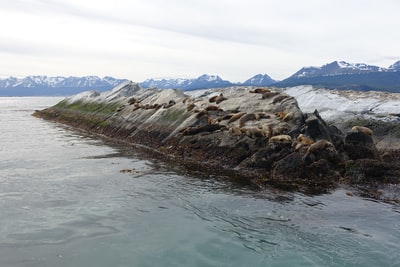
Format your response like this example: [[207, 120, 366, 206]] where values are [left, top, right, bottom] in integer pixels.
[[0, 97, 399, 267]]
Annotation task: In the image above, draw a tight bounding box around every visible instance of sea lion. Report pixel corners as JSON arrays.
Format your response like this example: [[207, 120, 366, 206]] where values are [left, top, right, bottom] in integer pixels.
[[205, 105, 222, 111], [282, 112, 294, 122], [239, 113, 258, 127], [256, 112, 271, 120], [268, 134, 292, 143], [250, 88, 271, 94], [229, 125, 243, 136], [242, 126, 264, 138], [209, 93, 227, 104], [260, 123, 273, 138], [163, 100, 176, 108], [228, 112, 246, 123], [275, 112, 287, 120], [182, 124, 225, 135], [351, 125, 373, 136], [261, 92, 280, 99], [297, 134, 314, 146], [128, 97, 139, 105], [302, 139, 336, 162], [272, 95, 289, 104]]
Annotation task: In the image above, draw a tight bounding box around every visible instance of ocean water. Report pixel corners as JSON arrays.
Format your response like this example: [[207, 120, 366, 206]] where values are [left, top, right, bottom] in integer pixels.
[[0, 97, 399, 267]]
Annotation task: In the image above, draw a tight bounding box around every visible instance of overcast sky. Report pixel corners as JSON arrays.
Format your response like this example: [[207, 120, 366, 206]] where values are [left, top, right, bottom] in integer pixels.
[[0, 0, 399, 82]]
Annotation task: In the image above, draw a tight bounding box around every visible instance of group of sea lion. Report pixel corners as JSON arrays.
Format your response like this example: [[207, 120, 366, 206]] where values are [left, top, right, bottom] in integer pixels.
[[178, 88, 374, 163], [125, 96, 177, 111]]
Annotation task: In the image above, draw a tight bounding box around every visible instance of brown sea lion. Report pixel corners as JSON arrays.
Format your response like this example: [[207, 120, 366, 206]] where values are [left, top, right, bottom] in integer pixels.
[[250, 88, 271, 94], [209, 93, 227, 104], [302, 139, 336, 162], [351, 126, 373, 136], [260, 123, 273, 138], [239, 113, 258, 127], [242, 126, 264, 138], [297, 134, 314, 146], [275, 112, 287, 120], [228, 112, 246, 123], [268, 134, 292, 143], [272, 95, 289, 104], [229, 125, 243, 136], [262, 92, 280, 99], [205, 105, 222, 111]]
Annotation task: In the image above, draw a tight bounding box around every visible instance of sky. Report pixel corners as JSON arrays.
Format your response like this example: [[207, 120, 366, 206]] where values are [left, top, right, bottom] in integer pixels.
[[0, 0, 399, 82]]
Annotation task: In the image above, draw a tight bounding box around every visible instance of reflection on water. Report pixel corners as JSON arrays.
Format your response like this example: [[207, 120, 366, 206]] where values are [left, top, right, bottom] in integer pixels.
[[0, 97, 399, 267]]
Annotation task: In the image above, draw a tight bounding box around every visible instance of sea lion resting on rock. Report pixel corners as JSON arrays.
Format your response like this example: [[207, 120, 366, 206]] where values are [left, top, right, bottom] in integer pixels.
[[268, 134, 292, 143], [250, 88, 271, 94], [182, 124, 226, 135], [228, 112, 246, 123], [297, 134, 314, 146], [272, 95, 290, 104], [262, 92, 280, 99], [229, 125, 243, 136], [242, 126, 264, 138], [239, 113, 258, 127], [260, 123, 273, 139], [205, 105, 222, 111], [302, 139, 336, 162], [209, 93, 227, 104], [293, 134, 314, 152], [351, 125, 373, 136], [275, 111, 294, 121]]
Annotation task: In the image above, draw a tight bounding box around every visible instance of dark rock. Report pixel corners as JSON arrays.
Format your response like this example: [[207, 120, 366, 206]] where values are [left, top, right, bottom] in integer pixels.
[[344, 132, 380, 160], [344, 159, 400, 184], [304, 110, 344, 149]]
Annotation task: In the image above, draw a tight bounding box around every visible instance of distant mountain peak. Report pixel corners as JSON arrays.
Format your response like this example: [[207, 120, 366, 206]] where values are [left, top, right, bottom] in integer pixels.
[[389, 60, 400, 71], [243, 74, 275, 86]]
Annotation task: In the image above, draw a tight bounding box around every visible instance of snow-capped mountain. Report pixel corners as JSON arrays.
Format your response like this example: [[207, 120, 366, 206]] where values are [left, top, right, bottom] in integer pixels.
[[140, 74, 232, 90], [276, 60, 400, 92], [242, 74, 276, 86], [0, 75, 128, 96], [388, 60, 400, 71], [289, 61, 385, 79], [140, 73, 276, 90], [0, 75, 126, 88]]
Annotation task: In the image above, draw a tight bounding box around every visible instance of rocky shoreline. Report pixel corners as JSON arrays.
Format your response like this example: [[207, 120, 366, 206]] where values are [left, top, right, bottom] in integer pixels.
[[33, 82, 400, 202]]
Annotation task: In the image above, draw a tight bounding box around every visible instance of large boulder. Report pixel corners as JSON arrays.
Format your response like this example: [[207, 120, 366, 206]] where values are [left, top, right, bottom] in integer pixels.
[[344, 131, 380, 160]]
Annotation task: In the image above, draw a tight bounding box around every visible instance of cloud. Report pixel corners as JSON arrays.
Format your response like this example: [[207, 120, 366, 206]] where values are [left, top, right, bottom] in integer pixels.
[[0, 0, 399, 80]]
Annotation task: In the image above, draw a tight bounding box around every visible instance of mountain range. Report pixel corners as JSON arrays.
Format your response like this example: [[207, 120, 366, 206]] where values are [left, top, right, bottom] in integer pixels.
[[0, 76, 127, 96], [275, 60, 400, 92], [1, 60, 399, 96], [140, 73, 276, 90]]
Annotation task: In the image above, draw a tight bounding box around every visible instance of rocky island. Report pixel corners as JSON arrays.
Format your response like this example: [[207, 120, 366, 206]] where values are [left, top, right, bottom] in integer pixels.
[[33, 81, 400, 202]]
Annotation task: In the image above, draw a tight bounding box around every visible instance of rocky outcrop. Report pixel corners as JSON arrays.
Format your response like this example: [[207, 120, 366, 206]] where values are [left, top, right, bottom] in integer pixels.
[[33, 82, 400, 201]]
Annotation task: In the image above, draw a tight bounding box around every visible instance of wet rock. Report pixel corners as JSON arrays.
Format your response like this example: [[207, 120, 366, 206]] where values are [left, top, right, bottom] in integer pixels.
[[344, 132, 380, 160], [344, 159, 400, 184]]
